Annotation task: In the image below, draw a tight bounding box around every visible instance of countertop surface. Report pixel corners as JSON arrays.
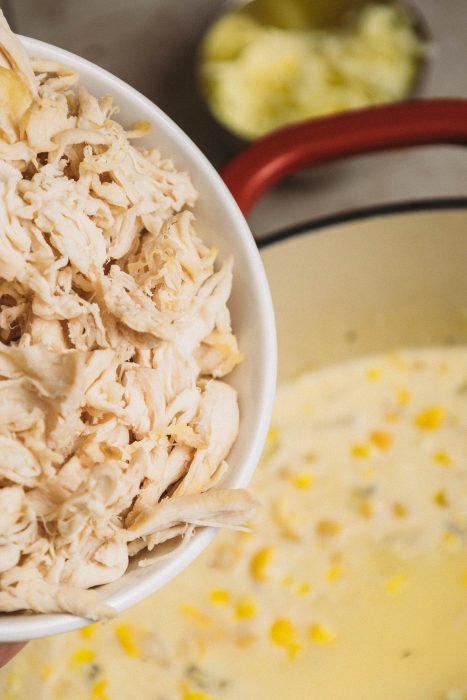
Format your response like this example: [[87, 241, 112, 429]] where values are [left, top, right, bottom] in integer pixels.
[[2, 0, 467, 237]]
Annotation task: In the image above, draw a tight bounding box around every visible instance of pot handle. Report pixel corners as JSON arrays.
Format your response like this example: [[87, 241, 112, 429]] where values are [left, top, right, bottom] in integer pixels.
[[221, 99, 467, 217]]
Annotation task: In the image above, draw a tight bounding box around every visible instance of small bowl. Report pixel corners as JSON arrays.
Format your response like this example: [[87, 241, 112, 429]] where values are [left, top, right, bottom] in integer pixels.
[[0, 35, 277, 642], [197, 0, 431, 149]]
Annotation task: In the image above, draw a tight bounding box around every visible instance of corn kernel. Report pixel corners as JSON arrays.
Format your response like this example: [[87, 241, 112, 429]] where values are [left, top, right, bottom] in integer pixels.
[[270, 618, 294, 644], [433, 490, 448, 507], [183, 692, 214, 700], [131, 119, 151, 134], [392, 502, 408, 518], [443, 531, 460, 546], [235, 595, 257, 619], [351, 443, 370, 459], [315, 519, 342, 537], [80, 624, 97, 640], [434, 451, 452, 467], [325, 564, 343, 582], [250, 547, 274, 582], [239, 521, 255, 541], [296, 582, 311, 596], [292, 472, 314, 490], [267, 427, 280, 444], [462, 572, 467, 588], [209, 589, 230, 605], [115, 623, 140, 658], [180, 605, 212, 627], [239, 529, 254, 541], [309, 623, 336, 644], [90, 679, 109, 700], [369, 430, 393, 450], [5, 671, 22, 697], [414, 406, 445, 430], [366, 368, 382, 381], [358, 499, 374, 519], [69, 648, 95, 667], [40, 665, 54, 681], [270, 618, 301, 658], [384, 573, 408, 595], [397, 387, 411, 405]]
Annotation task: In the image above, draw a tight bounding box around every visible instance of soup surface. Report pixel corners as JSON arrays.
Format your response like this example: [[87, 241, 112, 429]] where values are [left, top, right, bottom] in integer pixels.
[[2, 347, 467, 700]]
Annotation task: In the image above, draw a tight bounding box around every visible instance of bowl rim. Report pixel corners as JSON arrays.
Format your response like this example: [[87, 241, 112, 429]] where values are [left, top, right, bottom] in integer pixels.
[[0, 35, 277, 641]]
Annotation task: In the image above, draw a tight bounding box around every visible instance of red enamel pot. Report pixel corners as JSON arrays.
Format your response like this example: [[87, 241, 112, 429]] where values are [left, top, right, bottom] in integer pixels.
[[222, 99, 467, 382]]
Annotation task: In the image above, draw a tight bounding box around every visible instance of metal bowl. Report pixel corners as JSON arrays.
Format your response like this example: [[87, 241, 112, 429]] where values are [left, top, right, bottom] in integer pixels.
[[197, 0, 431, 148]]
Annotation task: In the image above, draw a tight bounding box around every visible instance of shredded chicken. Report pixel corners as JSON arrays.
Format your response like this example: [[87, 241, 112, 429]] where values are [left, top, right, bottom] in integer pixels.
[[0, 12, 254, 620]]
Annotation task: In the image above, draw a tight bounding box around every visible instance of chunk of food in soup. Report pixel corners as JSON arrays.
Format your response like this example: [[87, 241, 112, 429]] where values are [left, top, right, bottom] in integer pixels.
[[2, 348, 467, 699]]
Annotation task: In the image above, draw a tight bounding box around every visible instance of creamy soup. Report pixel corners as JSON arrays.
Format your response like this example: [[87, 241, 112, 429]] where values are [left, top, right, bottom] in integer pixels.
[[2, 348, 467, 700]]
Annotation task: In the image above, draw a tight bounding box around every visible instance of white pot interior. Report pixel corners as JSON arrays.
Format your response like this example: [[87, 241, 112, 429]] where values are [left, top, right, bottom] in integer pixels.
[[261, 206, 467, 381]]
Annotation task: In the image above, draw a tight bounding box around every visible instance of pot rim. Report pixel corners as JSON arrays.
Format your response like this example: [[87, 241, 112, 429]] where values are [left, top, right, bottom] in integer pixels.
[[258, 197, 467, 249]]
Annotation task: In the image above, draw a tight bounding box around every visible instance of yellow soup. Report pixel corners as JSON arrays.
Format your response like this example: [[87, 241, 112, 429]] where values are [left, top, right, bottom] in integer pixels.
[[2, 347, 467, 700]]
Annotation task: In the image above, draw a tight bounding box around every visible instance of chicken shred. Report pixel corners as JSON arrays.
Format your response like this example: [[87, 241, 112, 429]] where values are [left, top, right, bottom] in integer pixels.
[[0, 12, 252, 620]]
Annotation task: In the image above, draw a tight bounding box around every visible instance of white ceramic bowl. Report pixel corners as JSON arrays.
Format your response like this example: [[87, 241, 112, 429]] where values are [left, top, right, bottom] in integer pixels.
[[0, 36, 276, 642]]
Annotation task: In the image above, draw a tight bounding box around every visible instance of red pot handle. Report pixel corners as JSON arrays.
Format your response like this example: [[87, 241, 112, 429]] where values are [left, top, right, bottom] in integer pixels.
[[221, 99, 467, 217]]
